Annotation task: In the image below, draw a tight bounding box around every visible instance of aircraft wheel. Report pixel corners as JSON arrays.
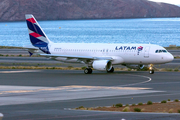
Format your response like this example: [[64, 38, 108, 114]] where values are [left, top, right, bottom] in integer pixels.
[[84, 68, 92, 74], [88, 68, 92, 74], [149, 69, 154, 74], [107, 67, 114, 73]]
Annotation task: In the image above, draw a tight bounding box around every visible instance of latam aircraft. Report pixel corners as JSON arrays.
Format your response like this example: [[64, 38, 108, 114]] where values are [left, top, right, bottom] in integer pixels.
[[25, 14, 174, 74]]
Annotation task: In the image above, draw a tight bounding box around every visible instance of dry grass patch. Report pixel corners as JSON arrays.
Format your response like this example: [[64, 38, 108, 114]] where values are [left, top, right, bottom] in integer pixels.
[[84, 101, 180, 113]]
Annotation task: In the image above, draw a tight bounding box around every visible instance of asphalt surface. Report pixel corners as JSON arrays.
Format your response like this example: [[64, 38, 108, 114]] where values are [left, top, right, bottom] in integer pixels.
[[0, 70, 180, 120], [0, 48, 180, 120]]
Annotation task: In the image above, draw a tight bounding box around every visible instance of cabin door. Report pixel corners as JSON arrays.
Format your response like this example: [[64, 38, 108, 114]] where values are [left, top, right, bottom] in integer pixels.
[[144, 47, 150, 58]]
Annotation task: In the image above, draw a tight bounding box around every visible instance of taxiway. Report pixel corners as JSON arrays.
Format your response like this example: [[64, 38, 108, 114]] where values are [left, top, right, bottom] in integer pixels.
[[0, 70, 180, 119]]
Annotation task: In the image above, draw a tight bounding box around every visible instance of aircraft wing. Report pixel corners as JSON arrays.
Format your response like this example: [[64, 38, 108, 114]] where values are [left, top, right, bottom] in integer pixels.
[[40, 54, 113, 60]]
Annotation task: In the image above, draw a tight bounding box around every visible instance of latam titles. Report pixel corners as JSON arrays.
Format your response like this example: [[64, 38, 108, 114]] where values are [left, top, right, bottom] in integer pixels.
[[115, 46, 136, 50]]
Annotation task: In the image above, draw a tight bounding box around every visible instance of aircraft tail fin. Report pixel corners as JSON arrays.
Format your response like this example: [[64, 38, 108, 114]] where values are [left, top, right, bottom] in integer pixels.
[[25, 14, 52, 54]]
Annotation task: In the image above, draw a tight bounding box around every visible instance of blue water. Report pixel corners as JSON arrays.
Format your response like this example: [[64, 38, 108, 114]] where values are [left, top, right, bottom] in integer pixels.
[[0, 18, 180, 47]]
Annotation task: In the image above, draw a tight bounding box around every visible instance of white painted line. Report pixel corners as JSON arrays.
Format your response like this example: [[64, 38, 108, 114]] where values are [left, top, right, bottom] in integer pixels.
[[0, 70, 41, 73], [117, 74, 152, 87], [0, 113, 3, 120], [0, 85, 161, 106], [0, 85, 152, 95]]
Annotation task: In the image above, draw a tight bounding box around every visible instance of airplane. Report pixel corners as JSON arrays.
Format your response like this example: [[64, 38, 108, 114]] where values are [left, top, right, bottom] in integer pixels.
[[25, 14, 174, 74]]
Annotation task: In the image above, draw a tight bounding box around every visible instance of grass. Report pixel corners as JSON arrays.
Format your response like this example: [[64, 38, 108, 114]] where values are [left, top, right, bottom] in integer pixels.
[[77, 100, 180, 113], [115, 103, 123, 108], [174, 99, 179, 102], [123, 107, 130, 112], [0, 62, 62, 66], [125, 104, 129, 106], [81, 66, 86, 70], [178, 110, 180, 113], [165, 68, 173, 72], [0, 46, 23, 49], [169, 109, 174, 113], [161, 100, 167, 103], [0, 53, 41, 57], [76, 106, 85, 110], [138, 103, 143, 105], [132, 104, 136, 106], [174, 68, 179, 72], [134, 108, 141, 112], [0, 66, 84, 70], [147, 101, 153, 105]]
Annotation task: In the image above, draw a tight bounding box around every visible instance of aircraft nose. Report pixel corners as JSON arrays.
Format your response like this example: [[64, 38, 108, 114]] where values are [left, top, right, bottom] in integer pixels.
[[167, 53, 174, 62]]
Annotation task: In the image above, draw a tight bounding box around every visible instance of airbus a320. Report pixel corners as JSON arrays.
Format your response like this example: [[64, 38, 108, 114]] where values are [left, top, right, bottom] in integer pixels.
[[25, 14, 174, 74]]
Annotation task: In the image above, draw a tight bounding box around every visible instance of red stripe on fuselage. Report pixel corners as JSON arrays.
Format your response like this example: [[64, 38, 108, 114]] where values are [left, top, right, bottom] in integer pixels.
[[27, 18, 36, 23], [30, 32, 42, 38]]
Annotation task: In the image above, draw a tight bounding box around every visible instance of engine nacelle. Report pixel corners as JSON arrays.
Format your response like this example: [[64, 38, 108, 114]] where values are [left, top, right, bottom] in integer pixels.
[[126, 64, 144, 69], [92, 60, 112, 71]]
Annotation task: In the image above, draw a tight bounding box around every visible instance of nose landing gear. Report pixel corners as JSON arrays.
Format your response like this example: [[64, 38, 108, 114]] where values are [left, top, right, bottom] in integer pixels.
[[149, 64, 154, 74]]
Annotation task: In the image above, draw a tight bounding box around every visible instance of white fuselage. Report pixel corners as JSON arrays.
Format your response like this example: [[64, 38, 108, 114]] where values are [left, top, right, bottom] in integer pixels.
[[48, 43, 174, 65]]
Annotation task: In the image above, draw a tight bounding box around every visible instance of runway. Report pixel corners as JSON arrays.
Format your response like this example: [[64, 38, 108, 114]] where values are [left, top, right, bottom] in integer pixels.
[[0, 70, 180, 120]]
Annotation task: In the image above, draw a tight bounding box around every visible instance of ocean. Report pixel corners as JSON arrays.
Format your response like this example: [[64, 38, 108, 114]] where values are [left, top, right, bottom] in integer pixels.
[[0, 18, 180, 47]]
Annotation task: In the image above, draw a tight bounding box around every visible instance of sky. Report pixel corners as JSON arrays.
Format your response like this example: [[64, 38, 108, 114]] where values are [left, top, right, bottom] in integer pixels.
[[149, 0, 180, 5]]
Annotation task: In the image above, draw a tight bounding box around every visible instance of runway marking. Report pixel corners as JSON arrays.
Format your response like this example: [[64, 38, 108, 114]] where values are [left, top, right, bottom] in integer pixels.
[[0, 70, 41, 73], [116, 74, 152, 87], [0, 85, 152, 95], [0, 85, 161, 106]]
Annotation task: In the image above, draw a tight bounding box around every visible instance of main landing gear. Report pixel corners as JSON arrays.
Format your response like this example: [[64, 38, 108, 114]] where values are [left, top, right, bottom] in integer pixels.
[[84, 68, 92, 74], [107, 67, 114, 73], [84, 67, 115, 74]]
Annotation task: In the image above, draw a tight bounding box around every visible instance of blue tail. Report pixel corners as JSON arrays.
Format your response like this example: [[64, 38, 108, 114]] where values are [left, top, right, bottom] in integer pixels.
[[25, 14, 52, 54]]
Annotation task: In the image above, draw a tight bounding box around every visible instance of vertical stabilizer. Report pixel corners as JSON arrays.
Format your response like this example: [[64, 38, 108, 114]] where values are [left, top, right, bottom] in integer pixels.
[[25, 14, 51, 54]]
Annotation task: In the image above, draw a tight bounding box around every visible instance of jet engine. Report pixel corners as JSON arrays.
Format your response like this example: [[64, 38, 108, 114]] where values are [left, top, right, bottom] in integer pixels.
[[126, 64, 144, 69], [92, 60, 112, 71]]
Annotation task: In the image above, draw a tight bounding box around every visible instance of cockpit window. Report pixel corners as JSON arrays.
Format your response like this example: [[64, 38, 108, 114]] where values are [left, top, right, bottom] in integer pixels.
[[162, 50, 167, 53], [155, 49, 167, 53]]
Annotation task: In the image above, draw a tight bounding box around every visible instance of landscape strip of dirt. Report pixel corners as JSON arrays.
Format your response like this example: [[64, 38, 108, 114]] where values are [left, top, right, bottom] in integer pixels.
[[76, 101, 180, 113]]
